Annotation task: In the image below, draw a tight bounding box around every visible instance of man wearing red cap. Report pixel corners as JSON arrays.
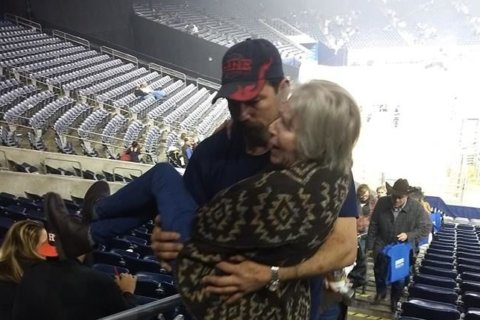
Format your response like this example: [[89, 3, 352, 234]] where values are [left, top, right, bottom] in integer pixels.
[[367, 178, 430, 312]]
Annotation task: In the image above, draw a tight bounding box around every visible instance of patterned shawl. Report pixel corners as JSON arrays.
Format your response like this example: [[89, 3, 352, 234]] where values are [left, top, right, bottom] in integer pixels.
[[176, 161, 350, 320]]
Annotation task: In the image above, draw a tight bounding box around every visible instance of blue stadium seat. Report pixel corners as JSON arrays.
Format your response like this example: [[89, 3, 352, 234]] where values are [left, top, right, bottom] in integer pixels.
[[465, 308, 480, 320], [135, 278, 161, 298], [401, 298, 460, 320], [419, 266, 457, 279], [458, 264, 480, 274], [408, 283, 458, 304], [422, 259, 454, 270], [0, 216, 14, 236], [123, 235, 147, 246], [92, 250, 125, 267], [122, 255, 162, 273], [458, 252, 480, 260], [424, 253, 455, 263], [461, 281, 480, 295], [92, 263, 129, 276], [458, 257, 480, 267], [106, 237, 132, 251], [110, 248, 140, 259], [426, 248, 455, 256], [463, 292, 480, 310], [413, 274, 457, 289], [136, 271, 174, 285], [462, 272, 480, 283], [133, 243, 153, 257]]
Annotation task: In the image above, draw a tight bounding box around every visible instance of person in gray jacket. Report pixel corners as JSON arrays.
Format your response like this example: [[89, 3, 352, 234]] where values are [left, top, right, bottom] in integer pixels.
[[366, 178, 430, 312]]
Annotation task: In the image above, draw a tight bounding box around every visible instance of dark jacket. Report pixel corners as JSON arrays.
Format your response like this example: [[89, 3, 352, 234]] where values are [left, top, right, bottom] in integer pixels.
[[12, 259, 136, 320], [366, 196, 428, 256], [0, 259, 38, 320]]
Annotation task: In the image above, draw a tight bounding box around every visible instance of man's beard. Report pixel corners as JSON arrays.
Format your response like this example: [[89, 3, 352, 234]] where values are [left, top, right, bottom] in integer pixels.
[[237, 121, 270, 149]]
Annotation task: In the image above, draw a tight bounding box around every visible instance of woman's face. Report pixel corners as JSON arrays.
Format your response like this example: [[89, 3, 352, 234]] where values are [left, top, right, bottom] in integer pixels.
[[36, 228, 48, 259], [268, 102, 297, 167]]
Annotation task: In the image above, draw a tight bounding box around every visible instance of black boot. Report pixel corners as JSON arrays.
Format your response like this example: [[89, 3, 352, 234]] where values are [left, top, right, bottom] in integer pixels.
[[371, 291, 387, 305], [45, 192, 92, 259], [81, 181, 110, 223]]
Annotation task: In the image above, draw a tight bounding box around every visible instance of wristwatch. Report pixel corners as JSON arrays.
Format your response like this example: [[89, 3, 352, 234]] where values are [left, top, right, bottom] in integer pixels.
[[267, 266, 280, 292]]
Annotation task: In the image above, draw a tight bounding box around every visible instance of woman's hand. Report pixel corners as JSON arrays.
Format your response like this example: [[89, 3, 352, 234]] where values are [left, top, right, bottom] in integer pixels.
[[115, 273, 137, 294], [201, 256, 271, 304]]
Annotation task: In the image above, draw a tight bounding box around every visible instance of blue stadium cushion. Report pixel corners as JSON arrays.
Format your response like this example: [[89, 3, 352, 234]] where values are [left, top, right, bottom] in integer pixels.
[[408, 283, 458, 304], [463, 292, 480, 310], [413, 274, 457, 289], [429, 244, 455, 252], [457, 225, 475, 231], [465, 308, 480, 320], [401, 298, 460, 320], [0, 216, 14, 235], [457, 247, 480, 256], [422, 259, 454, 270], [419, 265, 457, 279], [424, 253, 455, 263], [92, 263, 129, 276], [0, 193, 16, 207], [133, 243, 153, 257], [110, 248, 140, 259], [132, 230, 151, 242], [92, 250, 125, 267]]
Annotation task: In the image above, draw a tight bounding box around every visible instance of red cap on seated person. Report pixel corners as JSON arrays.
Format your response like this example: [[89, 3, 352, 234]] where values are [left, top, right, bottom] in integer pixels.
[[38, 230, 58, 258], [213, 38, 284, 103]]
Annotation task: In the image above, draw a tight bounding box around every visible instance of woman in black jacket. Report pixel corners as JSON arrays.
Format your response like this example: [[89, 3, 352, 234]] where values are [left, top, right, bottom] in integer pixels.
[[0, 220, 54, 320]]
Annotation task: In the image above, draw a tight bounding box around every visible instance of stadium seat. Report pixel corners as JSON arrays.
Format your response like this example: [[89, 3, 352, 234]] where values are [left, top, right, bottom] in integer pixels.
[[422, 259, 454, 270], [463, 292, 480, 310], [122, 256, 162, 274], [135, 278, 161, 298], [110, 248, 140, 259], [465, 309, 480, 320], [462, 272, 480, 283], [401, 298, 460, 320], [92, 250, 125, 267], [419, 265, 457, 279], [136, 271, 174, 285], [106, 237, 132, 251], [424, 253, 455, 263], [460, 281, 480, 295], [413, 274, 457, 289], [408, 283, 458, 304], [92, 263, 129, 276]]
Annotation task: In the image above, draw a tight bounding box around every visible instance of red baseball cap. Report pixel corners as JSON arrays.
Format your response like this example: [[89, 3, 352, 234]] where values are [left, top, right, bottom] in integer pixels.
[[213, 38, 284, 103], [37, 231, 58, 258]]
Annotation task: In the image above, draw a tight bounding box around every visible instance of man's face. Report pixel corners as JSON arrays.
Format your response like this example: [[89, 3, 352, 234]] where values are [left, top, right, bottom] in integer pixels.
[[391, 194, 407, 208], [377, 189, 386, 198], [358, 191, 370, 204], [228, 82, 284, 148]]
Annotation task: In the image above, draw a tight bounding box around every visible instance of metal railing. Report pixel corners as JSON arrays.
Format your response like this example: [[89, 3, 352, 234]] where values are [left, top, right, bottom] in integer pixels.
[[149, 63, 187, 83], [52, 29, 90, 49], [98, 294, 182, 320], [4, 13, 42, 32], [101, 46, 139, 67]]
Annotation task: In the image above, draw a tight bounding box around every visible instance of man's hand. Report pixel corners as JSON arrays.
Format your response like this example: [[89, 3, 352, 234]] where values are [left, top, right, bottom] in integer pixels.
[[115, 273, 137, 294], [201, 256, 271, 304], [397, 233, 408, 241], [150, 217, 183, 272]]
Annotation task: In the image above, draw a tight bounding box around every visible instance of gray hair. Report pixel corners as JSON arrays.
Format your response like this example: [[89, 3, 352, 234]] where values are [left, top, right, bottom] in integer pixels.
[[289, 80, 361, 174]]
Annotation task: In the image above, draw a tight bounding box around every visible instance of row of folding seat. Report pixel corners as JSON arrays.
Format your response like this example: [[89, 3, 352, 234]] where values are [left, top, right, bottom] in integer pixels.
[[29, 51, 104, 81], [0, 45, 80, 70], [29, 96, 76, 130], [144, 126, 162, 155], [101, 114, 128, 145], [0, 32, 51, 46], [163, 87, 209, 125], [0, 78, 22, 95], [0, 37, 60, 53], [147, 82, 194, 120], [0, 28, 36, 38], [78, 67, 149, 98], [64, 63, 135, 93], [123, 120, 144, 147], [0, 84, 38, 113], [0, 41, 73, 61], [196, 99, 230, 136], [53, 103, 92, 135], [96, 71, 161, 104], [4, 91, 56, 125], [179, 92, 216, 131], [77, 108, 110, 139], [400, 223, 480, 320]]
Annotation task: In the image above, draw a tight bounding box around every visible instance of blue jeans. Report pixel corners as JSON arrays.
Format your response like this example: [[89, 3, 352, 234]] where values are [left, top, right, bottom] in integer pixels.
[[318, 303, 340, 320], [146, 90, 166, 100], [90, 163, 197, 244]]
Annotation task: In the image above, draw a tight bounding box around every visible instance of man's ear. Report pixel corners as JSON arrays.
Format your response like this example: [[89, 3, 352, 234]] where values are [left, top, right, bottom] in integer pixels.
[[278, 78, 291, 103]]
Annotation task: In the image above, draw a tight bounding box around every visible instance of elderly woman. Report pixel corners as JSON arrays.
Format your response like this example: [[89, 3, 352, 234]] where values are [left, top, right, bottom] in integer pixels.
[[0, 220, 56, 320], [175, 80, 361, 319], [46, 80, 360, 319]]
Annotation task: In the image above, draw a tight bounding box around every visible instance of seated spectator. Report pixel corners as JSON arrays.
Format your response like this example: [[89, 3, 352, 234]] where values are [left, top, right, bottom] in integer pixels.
[[181, 137, 194, 166], [0, 220, 56, 320], [12, 216, 138, 320], [126, 141, 141, 163], [134, 82, 167, 100], [44, 79, 361, 319]]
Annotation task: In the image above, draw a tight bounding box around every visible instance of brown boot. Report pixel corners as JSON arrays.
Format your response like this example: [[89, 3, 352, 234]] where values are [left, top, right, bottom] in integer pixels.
[[80, 181, 110, 223], [44, 192, 92, 259]]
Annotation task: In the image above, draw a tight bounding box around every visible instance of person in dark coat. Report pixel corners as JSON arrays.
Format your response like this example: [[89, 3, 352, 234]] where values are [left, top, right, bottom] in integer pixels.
[[0, 220, 56, 320], [366, 178, 430, 311]]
